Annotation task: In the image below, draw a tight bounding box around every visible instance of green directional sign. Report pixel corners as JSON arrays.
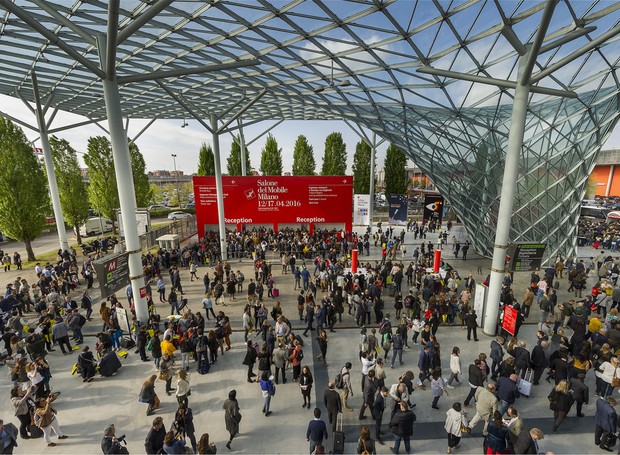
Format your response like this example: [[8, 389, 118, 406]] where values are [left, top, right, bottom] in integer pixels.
[[510, 243, 546, 272]]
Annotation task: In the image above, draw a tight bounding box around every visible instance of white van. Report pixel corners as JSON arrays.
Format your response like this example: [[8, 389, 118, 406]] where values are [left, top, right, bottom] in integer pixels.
[[79, 217, 114, 237]]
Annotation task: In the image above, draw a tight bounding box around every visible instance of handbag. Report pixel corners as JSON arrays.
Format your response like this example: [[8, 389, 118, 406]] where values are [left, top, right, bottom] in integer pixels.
[[613, 368, 620, 388]]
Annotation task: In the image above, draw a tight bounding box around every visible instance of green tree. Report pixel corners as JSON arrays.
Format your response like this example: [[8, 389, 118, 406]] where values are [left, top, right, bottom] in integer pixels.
[[149, 183, 163, 204], [227, 136, 251, 176], [292, 135, 316, 175], [163, 182, 193, 207], [352, 140, 372, 194], [259, 134, 283, 176], [383, 143, 409, 199], [49, 136, 90, 245], [129, 142, 152, 207], [83, 136, 119, 231], [321, 132, 347, 175], [0, 117, 49, 260], [197, 142, 215, 176]]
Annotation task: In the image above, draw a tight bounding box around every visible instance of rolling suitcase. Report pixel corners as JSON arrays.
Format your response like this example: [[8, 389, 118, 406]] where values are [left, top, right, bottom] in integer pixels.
[[388, 284, 396, 297], [332, 413, 345, 454], [272, 288, 280, 297], [518, 369, 533, 397]]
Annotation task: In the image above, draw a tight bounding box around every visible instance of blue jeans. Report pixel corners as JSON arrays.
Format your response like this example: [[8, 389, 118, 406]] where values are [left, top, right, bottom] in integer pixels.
[[170, 300, 179, 315], [391, 349, 403, 366], [498, 399, 510, 416], [262, 395, 271, 414], [392, 434, 411, 454], [309, 440, 322, 454]]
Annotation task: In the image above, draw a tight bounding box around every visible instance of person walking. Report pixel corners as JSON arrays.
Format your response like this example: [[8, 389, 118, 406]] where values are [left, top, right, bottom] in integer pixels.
[[569, 373, 589, 417], [176, 369, 191, 407], [496, 374, 521, 415], [359, 369, 377, 420], [463, 359, 484, 408], [464, 310, 479, 341], [467, 384, 498, 436], [447, 347, 461, 388], [444, 402, 468, 454], [389, 401, 416, 455], [223, 390, 242, 451], [259, 371, 276, 416], [357, 426, 377, 455], [300, 365, 314, 409], [339, 362, 354, 412], [144, 417, 166, 455], [489, 337, 505, 380], [417, 345, 432, 389], [390, 331, 404, 368], [431, 368, 449, 409], [513, 428, 544, 454], [595, 396, 618, 451], [484, 411, 509, 455], [372, 386, 389, 445], [547, 379, 574, 432], [316, 330, 329, 366], [174, 404, 197, 453], [272, 342, 288, 384], [159, 353, 175, 396], [242, 340, 258, 383], [306, 408, 329, 455], [323, 380, 342, 433]]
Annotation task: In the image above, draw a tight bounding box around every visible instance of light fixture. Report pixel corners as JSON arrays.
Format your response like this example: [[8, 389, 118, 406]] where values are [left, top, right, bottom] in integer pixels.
[[181, 118, 188, 128], [314, 60, 351, 93]]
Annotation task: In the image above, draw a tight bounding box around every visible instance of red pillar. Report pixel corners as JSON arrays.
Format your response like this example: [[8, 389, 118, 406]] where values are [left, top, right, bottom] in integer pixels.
[[351, 249, 358, 273], [433, 249, 441, 272]]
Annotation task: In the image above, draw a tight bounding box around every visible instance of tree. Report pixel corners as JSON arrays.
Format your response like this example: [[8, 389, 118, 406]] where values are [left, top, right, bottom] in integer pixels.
[[321, 132, 347, 175], [227, 136, 251, 176], [292, 135, 316, 175], [49, 136, 90, 245], [129, 142, 152, 208], [0, 117, 49, 260], [259, 134, 283, 176], [83, 136, 119, 232], [149, 183, 163, 204], [352, 140, 372, 194], [164, 182, 193, 207], [197, 142, 215, 176], [383, 143, 409, 199]]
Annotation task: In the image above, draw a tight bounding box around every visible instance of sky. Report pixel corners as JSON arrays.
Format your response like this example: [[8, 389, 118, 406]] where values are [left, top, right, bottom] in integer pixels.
[[2, 92, 618, 176]]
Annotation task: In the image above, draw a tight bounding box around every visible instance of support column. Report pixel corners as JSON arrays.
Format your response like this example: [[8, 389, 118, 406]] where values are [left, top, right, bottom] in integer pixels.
[[211, 114, 228, 261], [483, 58, 531, 336], [102, 77, 148, 324], [31, 73, 69, 252], [238, 118, 248, 177], [606, 165, 615, 197], [369, 133, 377, 227]]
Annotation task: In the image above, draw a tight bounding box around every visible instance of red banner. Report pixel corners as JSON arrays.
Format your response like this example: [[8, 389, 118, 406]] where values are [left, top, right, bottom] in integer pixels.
[[193, 176, 353, 237], [502, 305, 518, 336]]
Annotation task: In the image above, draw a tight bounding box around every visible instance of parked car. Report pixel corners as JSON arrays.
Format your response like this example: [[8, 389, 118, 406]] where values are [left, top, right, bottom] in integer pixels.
[[79, 217, 114, 237], [148, 205, 167, 211], [167, 211, 193, 220]]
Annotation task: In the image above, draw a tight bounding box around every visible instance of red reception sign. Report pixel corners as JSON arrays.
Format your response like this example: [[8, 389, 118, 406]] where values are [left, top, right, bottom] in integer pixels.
[[193, 176, 353, 237], [502, 305, 518, 336]]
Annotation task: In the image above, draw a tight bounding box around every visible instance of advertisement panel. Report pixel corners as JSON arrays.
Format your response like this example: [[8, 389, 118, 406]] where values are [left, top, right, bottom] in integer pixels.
[[92, 252, 130, 299], [423, 194, 444, 224], [502, 305, 518, 336], [473, 284, 487, 328], [353, 194, 371, 226], [388, 194, 407, 225], [193, 176, 353, 237]]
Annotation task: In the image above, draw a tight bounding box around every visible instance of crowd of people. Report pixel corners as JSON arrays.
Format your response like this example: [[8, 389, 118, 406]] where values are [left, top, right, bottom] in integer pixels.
[[4, 218, 620, 454]]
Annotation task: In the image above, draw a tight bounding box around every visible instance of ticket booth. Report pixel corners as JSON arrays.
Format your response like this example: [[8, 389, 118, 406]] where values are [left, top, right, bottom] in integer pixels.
[[156, 234, 180, 251]]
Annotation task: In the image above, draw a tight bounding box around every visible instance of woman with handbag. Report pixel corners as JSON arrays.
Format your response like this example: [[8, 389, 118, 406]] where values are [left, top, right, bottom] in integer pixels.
[[547, 379, 575, 432], [174, 403, 197, 453], [159, 353, 175, 396], [259, 371, 276, 416], [223, 389, 241, 450], [299, 365, 314, 408], [34, 396, 68, 447], [443, 402, 468, 454], [175, 369, 191, 407], [139, 374, 160, 416]]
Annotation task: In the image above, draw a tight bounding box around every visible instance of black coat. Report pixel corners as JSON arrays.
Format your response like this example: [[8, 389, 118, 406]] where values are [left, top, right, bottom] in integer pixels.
[[530, 345, 547, 368], [323, 388, 342, 414], [144, 425, 166, 454], [389, 409, 416, 437], [513, 431, 537, 454]]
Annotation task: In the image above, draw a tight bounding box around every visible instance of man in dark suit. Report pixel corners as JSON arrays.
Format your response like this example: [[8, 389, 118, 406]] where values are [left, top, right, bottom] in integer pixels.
[[530, 340, 548, 385], [359, 369, 377, 420], [323, 381, 342, 433], [464, 359, 484, 407], [513, 428, 544, 454], [306, 408, 328, 455], [372, 386, 389, 445], [595, 396, 618, 451]]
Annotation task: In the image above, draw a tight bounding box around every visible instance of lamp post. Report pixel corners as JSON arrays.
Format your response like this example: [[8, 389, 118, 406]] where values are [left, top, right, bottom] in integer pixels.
[[171, 153, 179, 207]]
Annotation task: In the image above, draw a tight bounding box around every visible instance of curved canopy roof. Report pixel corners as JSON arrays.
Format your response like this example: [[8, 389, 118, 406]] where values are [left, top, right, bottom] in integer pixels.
[[0, 0, 618, 133]]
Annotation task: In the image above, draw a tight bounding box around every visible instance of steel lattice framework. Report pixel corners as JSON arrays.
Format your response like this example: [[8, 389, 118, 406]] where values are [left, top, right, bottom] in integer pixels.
[[0, 0, 619, 260]]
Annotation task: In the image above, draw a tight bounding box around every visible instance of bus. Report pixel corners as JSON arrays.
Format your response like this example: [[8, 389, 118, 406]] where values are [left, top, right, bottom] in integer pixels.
[[580, 205, 608, 220]]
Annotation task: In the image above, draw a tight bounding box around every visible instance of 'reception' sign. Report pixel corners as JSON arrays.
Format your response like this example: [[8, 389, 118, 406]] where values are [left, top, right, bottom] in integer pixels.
[[193, 176, 353, 237]]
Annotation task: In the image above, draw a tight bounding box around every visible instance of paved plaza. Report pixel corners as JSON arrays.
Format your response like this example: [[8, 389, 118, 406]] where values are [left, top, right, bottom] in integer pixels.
[[0, 225, 611, 454]]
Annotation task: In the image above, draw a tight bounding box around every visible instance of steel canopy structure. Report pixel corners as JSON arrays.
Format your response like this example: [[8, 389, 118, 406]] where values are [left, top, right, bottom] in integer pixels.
[[1, 0, 620, 325]]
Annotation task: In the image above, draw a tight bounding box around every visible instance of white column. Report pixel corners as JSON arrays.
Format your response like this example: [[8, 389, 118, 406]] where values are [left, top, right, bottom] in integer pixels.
[[102, 77, 149, 324], [369, 133, 377, 227], [211, 114, 228, 260], [483, 57, 531, 336], [606, 165, 615, 197], [238, 118, 248, 177], [32, 73, 69, 252]]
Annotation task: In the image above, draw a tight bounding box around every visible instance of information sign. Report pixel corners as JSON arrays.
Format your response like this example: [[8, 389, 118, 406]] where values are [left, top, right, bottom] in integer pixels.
[[92, 252, 130, 299], [510, 243, 546, 271]]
